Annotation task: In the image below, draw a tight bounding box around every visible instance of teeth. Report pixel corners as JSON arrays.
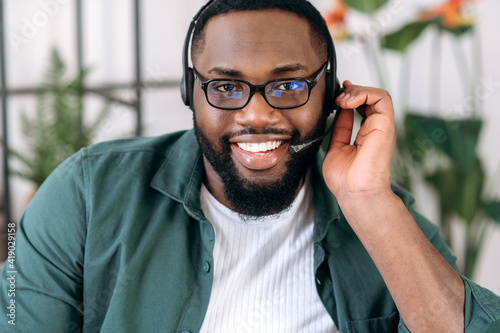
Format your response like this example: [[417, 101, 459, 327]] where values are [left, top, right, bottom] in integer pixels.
[[237, 140, 283, 153]]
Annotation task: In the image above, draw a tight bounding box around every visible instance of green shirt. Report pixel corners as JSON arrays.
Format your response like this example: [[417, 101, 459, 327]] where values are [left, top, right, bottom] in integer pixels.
[[1, 130, 499, 332]]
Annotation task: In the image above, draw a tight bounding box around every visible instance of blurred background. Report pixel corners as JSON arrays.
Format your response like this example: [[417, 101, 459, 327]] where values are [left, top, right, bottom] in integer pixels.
[[0, 0, 498, 293]]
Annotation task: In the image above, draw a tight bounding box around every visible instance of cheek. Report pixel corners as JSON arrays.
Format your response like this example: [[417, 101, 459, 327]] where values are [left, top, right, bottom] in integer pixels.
[[289, 90, 326, 136], [193, 88, 230, 138]]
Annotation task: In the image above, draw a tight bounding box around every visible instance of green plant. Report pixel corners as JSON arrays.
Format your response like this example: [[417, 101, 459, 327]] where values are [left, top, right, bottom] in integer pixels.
[[324, 0, 500, 279], [395, 114, 500, 277], [10, 49, 112, 187], [382, 0, 500, 279]]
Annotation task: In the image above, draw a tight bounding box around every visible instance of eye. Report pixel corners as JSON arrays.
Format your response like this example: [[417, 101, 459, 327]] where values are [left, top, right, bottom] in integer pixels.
[[213, 82, 242, 93], [276, 80, 306, 91]]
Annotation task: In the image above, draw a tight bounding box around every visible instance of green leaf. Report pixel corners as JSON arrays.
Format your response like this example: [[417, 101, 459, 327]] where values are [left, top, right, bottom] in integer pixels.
[[482, 201, 500, 225], [344, 0, 389, 13], [425, 167, 459, 217], [9, 48, 118, 187], [456, 158, 485, 223], [382, 20, 435, 52], [404, 113, 482, 170], [445, 24, 474, 37], [425, 158, 485, 224], [391, 145, 413, 192]]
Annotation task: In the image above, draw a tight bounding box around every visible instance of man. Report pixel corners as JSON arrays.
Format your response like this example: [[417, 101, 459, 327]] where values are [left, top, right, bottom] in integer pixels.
[[1, 0, 499, 332]]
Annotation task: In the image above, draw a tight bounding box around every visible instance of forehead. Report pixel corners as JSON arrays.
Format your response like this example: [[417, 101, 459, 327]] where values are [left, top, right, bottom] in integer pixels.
[[194, 9, 323, 74]]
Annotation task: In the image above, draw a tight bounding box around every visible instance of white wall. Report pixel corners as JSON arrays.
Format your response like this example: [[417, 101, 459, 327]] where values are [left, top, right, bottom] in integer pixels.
[[4, 0, 500, 294]]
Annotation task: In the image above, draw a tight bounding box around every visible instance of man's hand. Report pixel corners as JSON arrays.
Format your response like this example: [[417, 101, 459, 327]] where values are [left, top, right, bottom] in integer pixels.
[[322, 80, 396, 203], [321, 81, 465, 333]]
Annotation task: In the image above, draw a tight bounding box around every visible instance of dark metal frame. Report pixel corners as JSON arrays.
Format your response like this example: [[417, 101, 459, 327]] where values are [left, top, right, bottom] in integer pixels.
[[0, 0, 179, 254]]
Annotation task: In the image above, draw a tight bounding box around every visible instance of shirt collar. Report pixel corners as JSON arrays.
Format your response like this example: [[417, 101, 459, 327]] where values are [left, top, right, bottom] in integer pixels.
[[150, 130, 207, 221]]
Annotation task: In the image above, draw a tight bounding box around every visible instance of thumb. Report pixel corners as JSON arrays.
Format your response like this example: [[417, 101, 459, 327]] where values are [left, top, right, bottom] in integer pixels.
[[328, 108, 354, 152]]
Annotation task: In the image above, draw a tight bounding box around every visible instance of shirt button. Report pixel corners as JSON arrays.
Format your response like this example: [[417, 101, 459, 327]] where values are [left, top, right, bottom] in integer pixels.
[[316, 278, 322, 286], [202, 261, 211, 273]]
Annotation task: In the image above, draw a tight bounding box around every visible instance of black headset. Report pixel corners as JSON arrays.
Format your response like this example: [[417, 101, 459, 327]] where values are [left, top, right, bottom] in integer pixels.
[[180, 0, 341, 114]]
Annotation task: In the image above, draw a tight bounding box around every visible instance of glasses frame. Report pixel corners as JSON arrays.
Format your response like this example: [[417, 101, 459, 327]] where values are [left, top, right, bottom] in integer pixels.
[[193, 62, 328, 110]]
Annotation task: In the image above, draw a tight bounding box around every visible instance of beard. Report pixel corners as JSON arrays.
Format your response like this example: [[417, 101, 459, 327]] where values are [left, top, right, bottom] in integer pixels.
[[193, 112, 328, 220]]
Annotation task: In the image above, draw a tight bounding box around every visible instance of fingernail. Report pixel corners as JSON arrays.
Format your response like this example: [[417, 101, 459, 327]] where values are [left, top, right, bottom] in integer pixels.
[[347, 94, 355, 101], [338, 92, 346, 99], [343, 93, 351, 100]]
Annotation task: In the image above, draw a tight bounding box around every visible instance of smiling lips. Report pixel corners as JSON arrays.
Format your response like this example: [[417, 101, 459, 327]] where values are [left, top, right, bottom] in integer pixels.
[[230, 138, 290, 171], [228, 133, 292, 171], [237, 140, 283, 155]]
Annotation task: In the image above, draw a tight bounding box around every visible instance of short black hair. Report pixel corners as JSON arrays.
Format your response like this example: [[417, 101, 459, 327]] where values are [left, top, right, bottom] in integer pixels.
[[191, 0, 330, 64]]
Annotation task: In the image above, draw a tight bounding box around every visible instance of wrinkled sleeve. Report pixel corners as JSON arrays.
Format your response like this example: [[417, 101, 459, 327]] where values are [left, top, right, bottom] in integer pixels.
[[394, 208, 500, 332], [397, 275, 500, 332], [0, 151, 87, 332], [462, 276, 500, 332]]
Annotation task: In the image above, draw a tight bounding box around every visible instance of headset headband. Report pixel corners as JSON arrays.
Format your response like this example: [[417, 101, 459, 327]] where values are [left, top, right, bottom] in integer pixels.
[[180, 0, 340, 113]]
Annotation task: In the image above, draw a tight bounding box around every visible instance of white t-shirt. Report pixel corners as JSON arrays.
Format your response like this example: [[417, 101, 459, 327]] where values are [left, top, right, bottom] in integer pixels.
[[199, 175, 338, 333]]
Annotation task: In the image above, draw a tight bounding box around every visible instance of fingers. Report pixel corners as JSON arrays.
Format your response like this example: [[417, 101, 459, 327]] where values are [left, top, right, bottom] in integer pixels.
[[335, 81, 394, 122], [343, 80, 353, 89], [330, 81, 397, 153], [329, 108, 354, 150], [335, 81, 395, 140]]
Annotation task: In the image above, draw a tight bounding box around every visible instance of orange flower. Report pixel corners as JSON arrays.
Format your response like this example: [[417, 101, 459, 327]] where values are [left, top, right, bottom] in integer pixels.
[[417, 0, 477, 29], [324, 0, 349, 40]]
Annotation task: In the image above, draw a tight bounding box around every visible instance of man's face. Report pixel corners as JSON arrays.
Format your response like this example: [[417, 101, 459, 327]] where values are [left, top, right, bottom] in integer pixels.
[[193, 9, 327, 217]]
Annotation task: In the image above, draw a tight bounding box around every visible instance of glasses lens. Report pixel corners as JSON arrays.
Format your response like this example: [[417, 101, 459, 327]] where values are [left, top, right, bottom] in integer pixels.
[[266, 80, 309, 108], [207, 80, 249, 109], [205, 78, 310, 109]]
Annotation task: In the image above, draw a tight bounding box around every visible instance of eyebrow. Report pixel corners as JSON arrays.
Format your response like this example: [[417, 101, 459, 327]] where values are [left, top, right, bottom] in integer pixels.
[[206, 63, 309, 78], [271, 63, 308, 75], [207, 67, 243, 77]]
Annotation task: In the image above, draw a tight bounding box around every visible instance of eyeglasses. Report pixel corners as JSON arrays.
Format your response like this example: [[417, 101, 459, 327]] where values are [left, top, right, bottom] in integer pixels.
[[193, 62, 328, 110]]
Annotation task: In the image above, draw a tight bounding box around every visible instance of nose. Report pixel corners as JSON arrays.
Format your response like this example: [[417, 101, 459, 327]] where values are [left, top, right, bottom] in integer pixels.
[[234, 92, 282, 129]]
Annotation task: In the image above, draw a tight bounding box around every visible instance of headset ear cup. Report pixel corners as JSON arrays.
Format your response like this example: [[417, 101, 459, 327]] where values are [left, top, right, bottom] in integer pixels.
[[187, 68, 195, 110], [181, 73, 188, 106], [324, 71, 334, 113], [334, 77, 342, 97], [181, 68, 195, 110]]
